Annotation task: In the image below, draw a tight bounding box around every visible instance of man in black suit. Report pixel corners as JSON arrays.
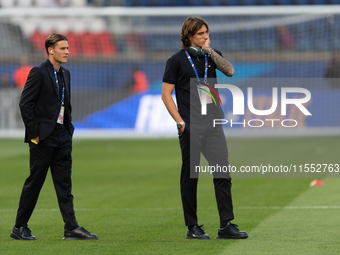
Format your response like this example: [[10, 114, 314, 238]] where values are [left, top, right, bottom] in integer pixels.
[[10, 34, 98, 241]]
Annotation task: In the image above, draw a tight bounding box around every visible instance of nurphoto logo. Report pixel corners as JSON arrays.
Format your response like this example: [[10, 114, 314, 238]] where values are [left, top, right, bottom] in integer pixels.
[[199, 84, 312, 128]]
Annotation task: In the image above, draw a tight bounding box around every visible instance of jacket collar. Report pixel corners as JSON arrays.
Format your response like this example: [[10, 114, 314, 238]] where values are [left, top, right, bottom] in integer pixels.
[[45, 59, 69, 100]]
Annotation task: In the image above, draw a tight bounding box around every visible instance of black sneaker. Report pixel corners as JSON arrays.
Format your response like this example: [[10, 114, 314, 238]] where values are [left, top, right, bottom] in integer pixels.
[[63, 227, 98, 240], [216, 222, 248, 239], [10, 226, 37, 240], [186, 225, 210, 239]]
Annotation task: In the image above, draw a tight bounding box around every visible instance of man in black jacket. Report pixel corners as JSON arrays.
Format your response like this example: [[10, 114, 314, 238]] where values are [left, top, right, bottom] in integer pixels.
[[10, 34, 97, 241]]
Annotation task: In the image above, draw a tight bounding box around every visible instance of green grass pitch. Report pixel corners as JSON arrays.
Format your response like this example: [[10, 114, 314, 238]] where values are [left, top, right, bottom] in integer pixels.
[[1, 137, 340, 254]]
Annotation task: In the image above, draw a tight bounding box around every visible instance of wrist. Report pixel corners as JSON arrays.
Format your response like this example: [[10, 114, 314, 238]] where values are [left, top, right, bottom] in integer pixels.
[[206, 47, 214, 57], [177, 121, 185, 129]]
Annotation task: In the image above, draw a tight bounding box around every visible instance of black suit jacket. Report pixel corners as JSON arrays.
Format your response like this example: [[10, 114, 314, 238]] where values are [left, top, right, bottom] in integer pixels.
[[19, 59, 74, 143]]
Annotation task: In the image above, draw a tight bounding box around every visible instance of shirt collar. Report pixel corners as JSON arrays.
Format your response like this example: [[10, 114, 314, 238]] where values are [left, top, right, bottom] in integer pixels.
[[47, 59, 63, 75]]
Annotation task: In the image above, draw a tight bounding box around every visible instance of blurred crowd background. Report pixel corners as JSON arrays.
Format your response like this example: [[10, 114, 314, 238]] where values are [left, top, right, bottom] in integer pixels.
[[1, 1, 339, 134]]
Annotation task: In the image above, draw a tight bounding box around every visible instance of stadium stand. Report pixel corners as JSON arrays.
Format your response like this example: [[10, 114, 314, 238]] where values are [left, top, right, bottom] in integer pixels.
[[8, 15, 117, 58], [123, 0, 340, 6], [3, 13, 340, 58], [1, 5, 340, 135], [0, 0, 339, 7], [0, 22, 32, 58]]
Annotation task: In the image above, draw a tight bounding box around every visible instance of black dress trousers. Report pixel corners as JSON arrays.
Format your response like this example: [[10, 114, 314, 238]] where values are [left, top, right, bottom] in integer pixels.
[[15, 124, 78, 231], [178, 122, 234, 226]]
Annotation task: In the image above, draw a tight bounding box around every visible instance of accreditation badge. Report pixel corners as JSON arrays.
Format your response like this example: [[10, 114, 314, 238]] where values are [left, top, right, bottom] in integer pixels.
[[197, 83, 212, 105], [57, 105, 64, 124]]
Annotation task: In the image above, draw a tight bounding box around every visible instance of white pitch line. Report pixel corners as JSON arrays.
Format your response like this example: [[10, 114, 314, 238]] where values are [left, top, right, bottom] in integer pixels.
[[237, 206, 340, 210], [1, 206, 340, 213]]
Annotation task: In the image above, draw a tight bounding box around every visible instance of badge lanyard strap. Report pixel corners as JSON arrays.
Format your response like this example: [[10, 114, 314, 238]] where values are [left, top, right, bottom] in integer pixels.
[[48, 59, 65, 106], [185, 50, 208, 84]]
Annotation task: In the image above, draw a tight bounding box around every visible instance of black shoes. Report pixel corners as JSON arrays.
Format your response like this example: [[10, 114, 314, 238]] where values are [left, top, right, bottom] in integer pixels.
[[216, 222, 248, 239], [10, 226, 98, 240], [10, 226, 37, 240], [186, 225, 210, 239], [63, 227, 98, 240]]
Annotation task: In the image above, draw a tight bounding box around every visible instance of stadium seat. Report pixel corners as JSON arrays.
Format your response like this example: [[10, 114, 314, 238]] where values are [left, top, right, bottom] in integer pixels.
[[330, 18, 340, 50], [37, 19, 56, 34], [295, 27, 313, 51], [276, 0, 294, 4], [293, 0, 310, 4], [259, 27, 278, 51], [242, 0, 260, 5], [64, 32, 79, 56], [130, 0, 149, 6], [54, 19, 73, 34], [79, 32, 97, 57], [226, 0, 242, 5], [69, 18, 87, 34], [69, 0, 87, 6], [312, 19, 330, 51], [10, 17, 39, 37], [30, 32, 49, 53], [96, 32, 117, 56], [312, 0, 328, 4], [17, 0, 34, 7], [172, 0, 187, 5], [87, 18, 107, 33], [228, 31, 243, 51], [240, 30, 258, 51], [0, 0, 15, 7], [35, 0, 47, 7], [330, 35, 340, 50], [144, 34, 166, 52], [259, 0, 276, 4], [186, 0, 204, 6], [144, 33, 179, 52], [202, 0, 221, 5]]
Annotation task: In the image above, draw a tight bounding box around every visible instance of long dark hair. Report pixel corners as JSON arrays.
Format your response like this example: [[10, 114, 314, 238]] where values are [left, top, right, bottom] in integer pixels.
[[180, 16, 209, 49]]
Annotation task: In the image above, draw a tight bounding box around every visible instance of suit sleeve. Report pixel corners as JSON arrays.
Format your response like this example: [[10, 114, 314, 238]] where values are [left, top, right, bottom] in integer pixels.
[[19, 67, 43, 140], [67, 70, 72, 123], [66, 69, 75, 136]]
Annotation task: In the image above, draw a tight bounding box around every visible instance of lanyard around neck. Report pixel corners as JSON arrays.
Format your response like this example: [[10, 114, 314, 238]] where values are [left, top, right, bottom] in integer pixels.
[[185, 50, 208, 84], [48, 59, 65, 105]]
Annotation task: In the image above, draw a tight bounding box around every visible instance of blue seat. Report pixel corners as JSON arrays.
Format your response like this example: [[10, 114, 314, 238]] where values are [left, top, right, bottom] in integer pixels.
[[296, 37, 313, 51], [156, 0, 170, 6], [146, 34, 179, 52], [293, 22, 313, 51], [223, 31, 242, 51], [242, 0, 260, 5], [226, 0, 241, 5], [293, 0, 311, 4], [312, 19, 331, 50], [259, 27, 278, 51], [166, 0, 186, 5], [277, 0, 294, 4], [185, 0, 204, 5], [330, 35, 340, 50], [129, 0, 149, 6], [259, 0, 276, 4], [312, 0, 328, 4], [240, 30, 258, 51], [203, 0, 222, 5]]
